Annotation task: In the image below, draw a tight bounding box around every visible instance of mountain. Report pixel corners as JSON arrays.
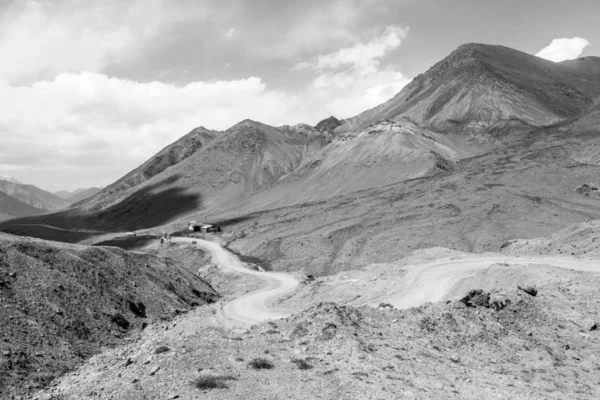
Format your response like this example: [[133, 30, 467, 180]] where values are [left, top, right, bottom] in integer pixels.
[[0, 180, 70, 211], [77, 126, 219, 209], [54, 188, 88, 199], [3, 43, 600, 244], [0, 191, 46, 219], [560, 56, 600, 80], [235, 118, 485, 211], [337, 44, 600, 134], [314, 116, 342, 132], [54, 187, 103, 204]]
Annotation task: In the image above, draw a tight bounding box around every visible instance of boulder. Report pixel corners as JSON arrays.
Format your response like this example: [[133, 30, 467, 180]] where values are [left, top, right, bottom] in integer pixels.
[[459, 290, 490, 308], [518, 286, 538, 296], [581, 318, 598, 332], [489, 293, 511, 311]]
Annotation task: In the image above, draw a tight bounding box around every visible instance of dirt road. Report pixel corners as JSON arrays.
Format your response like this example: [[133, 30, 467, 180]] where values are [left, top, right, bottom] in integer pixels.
[[390, 255, 600, 309], [171, 237, 299, 324]]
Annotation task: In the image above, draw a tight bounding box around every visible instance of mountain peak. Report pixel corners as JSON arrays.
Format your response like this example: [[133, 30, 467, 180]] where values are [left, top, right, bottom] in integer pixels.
[[337, 43, 600, 135], [315, 116, 342, 132]]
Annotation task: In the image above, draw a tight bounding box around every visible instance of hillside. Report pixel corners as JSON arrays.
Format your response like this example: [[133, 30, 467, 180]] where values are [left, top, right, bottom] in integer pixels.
[[77, 126, 219, 208], [235, 118, 486, 210], [0, 232, 219, 398], [197, 125, 600, 276], [0, 191, 46, 219], [337, 44, 600, 134], [38, 268, 600, 399], [0, 180, 69, 211], [66, 187, 102, 204]]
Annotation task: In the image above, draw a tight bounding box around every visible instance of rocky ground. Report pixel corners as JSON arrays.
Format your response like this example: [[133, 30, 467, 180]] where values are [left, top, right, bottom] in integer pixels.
[[0, 233, 219, 399], [32, 259, 600, 400]]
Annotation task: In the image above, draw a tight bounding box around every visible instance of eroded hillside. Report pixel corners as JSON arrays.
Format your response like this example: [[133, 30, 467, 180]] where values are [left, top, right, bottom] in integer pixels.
[[0, 233, 219, 398]]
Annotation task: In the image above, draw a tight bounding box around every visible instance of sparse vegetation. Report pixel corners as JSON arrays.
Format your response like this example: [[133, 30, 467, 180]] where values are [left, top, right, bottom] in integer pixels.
[[248, 358, 274, 370], [291, 358, 313, 370], [190, 375, 237, 390]]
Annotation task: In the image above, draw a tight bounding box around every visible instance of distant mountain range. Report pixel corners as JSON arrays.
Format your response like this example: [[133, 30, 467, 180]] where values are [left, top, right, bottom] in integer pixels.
[[0, 178, 102, 221], [0, 190, 46, 221], [54, 187, 103, 204], [2, 43, 600, 248]]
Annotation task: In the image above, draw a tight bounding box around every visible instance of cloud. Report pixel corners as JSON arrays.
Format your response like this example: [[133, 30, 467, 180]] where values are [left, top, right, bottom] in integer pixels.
[[0, 5, 414, 190], [536, 37, 590, 62], [225, 27, 239, 38], [299, 26, 408, 72], [296, 26, 411, 117], [0, 0, 204, 83]]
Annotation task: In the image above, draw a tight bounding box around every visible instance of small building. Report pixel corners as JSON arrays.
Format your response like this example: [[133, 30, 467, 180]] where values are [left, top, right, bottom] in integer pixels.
[[188, 221, 221, 233]]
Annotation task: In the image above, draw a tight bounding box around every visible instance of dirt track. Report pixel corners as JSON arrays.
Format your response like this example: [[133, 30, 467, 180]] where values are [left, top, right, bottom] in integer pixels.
[[390, 255, 600, 308], [171, 237, 299, 324]]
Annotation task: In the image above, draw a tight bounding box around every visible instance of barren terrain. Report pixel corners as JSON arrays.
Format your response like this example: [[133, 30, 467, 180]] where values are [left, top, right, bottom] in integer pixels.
[[1, 42, 600, 399]]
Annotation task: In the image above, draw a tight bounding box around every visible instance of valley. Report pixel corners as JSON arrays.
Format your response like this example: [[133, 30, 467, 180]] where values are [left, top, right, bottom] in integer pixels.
[[1, 42, 600, 399]]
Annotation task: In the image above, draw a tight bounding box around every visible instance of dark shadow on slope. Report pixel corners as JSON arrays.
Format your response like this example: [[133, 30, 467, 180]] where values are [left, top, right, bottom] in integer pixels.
[[94, 234, 160, 250], [0, 175, 202, 242]]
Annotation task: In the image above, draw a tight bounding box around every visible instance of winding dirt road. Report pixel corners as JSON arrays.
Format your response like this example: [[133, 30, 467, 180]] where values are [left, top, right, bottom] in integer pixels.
[[171, 237, 299, 324], [389, 255, 600, 309]]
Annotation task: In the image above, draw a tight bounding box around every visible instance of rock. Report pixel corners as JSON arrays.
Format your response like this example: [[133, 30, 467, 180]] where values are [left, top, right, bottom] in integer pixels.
[[378, 302, 394, 309], [489, 293, 511, 311], [149, 365, 160, 376], [518, 286, 538, 296], [459, 290, 490, 308], [580, 318, 598, 332]]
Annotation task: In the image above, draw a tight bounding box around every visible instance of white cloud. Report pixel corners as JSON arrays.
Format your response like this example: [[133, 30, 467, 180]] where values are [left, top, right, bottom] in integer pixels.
[[300, 26, 408, 72], [225, 28, 239, 38], [0, 0, 202, 83], [296, 26, 411, 117], [536, 37, 590, 62]]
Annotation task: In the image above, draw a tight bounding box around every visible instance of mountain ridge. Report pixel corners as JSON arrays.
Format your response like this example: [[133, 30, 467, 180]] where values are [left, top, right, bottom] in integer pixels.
[[337, 43, 600, 134], [0, 180, 70, 211]]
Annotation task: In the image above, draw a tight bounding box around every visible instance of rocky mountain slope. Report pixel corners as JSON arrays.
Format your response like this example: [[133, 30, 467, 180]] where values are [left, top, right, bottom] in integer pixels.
[[236, 118, 485, 210], [0, 232, 219, 398], [337, 44, 600, 135], [0, 180, 69, 211], [197, 125, 600, 276], [36, 265, 600, 399]]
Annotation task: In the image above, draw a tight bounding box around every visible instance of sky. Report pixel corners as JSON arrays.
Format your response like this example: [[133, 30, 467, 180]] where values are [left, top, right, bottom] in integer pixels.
[[0, 0, 598, 191]]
